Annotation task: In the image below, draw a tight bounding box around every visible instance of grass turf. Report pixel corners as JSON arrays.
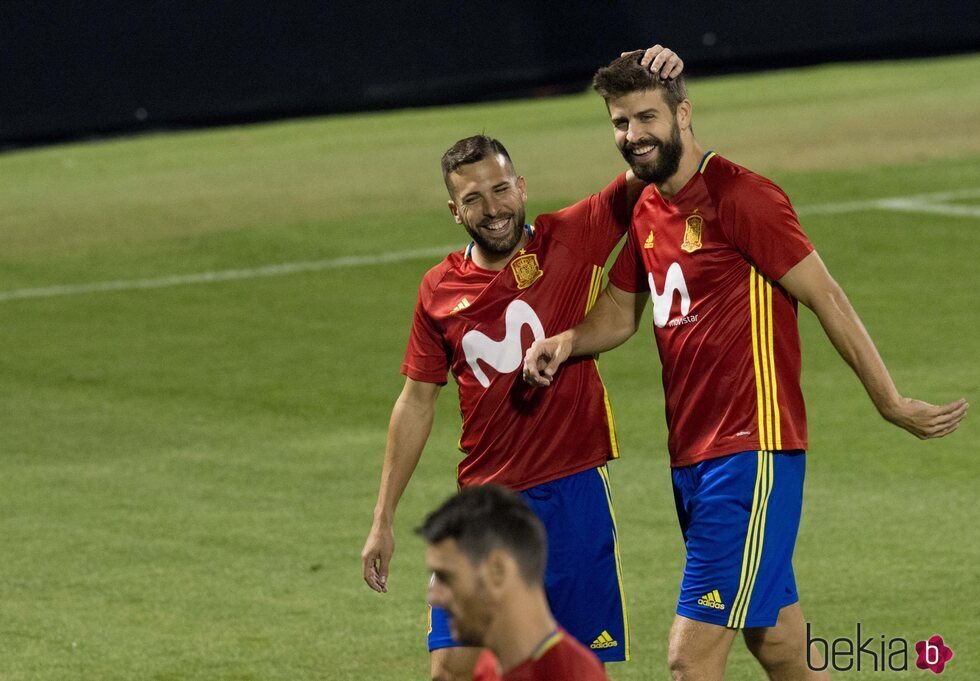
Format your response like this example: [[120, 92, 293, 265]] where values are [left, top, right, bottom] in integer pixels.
[[0, 54, 978, 679]]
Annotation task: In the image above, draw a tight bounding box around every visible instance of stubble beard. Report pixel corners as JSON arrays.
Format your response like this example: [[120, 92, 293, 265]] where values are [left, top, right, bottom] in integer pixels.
[[465, 208, 526, 258]]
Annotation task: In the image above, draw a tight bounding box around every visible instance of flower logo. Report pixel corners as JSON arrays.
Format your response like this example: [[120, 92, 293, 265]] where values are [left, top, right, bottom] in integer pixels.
[[915, 635, 953, 674]]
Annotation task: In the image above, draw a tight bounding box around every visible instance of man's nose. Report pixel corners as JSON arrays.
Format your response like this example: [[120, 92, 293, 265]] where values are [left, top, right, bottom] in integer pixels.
[[484, 196, 501, 217], [625, 123, 642, 144]]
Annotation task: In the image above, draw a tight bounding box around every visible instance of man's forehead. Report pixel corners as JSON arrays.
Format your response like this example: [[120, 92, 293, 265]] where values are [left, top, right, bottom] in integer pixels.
[[449, 154, 516, 188], [608, 88, 670, 115], [426, 538, 467, 569]]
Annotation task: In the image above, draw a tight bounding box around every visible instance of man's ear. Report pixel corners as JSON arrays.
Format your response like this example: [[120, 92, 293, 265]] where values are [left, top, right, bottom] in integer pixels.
[[482, 549, 513, 593], [677, 99, 693, 131], [517, 176, 527, 202], [448, 200, 462, 225]]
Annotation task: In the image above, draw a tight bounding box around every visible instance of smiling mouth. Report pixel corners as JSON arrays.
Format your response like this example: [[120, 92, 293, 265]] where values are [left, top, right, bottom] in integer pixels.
[[482, 217, 512, 234], [629, 143, 658, 161]]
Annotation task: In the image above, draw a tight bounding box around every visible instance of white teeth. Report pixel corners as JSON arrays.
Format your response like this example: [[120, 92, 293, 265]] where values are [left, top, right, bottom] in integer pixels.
[[632, 145, 655, 155]]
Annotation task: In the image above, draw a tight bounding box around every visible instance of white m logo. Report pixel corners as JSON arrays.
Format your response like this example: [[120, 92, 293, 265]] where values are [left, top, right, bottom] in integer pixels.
[[462, 300, 545, 388], [648, 262, 691, 328]]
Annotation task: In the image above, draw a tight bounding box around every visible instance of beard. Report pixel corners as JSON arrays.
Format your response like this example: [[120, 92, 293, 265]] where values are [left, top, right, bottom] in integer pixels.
[[447, 581, 495, 647], [621, 118, 684, 185], [464, 207, 526, 257]]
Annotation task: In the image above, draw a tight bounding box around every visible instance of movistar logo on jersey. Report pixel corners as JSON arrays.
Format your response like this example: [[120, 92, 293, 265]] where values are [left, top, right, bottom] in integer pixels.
[[648, 262, 691, 328], [461, 300, 545, 388]]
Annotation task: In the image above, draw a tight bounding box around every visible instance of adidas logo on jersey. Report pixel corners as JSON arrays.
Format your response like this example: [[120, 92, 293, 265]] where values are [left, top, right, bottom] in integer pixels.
[[590, 630, 618, 650], [698, 590, 726, 610], [450, 297, 471, 314]]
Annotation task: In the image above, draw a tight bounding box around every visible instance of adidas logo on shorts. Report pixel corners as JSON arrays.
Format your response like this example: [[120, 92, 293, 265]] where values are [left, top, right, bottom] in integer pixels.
[[697, 590, 726, 610], [590, 630, 618, 650]]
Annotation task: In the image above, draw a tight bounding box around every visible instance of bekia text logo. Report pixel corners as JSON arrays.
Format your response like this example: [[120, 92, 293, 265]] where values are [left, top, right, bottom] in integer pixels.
[[807, 624, 954, 674], [916, 635, 954, 675]]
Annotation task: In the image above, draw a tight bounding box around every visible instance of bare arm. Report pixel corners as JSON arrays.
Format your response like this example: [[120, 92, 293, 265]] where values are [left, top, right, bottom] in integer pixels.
[[779, 251, 968, 439], [361, 377, 441, 592], [523, 283, 647, 387]]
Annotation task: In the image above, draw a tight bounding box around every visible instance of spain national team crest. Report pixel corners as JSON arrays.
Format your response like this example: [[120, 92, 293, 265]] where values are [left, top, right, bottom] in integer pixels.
[[681, 212, 704, 253], [511, 252, 543, 289]]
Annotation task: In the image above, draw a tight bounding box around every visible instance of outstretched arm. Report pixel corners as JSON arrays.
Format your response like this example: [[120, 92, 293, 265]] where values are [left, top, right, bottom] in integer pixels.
[[361, 377, 441, 592], [779, 251, 968, 439], [523, 283, 647, 387]]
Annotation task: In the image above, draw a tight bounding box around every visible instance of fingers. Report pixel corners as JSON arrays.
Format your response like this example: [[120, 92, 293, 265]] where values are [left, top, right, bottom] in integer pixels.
[[362, 553, 385, 592], [894, 397, 969, 440], [377, 552, 391, 592], [648, 48, 683, 80], [920, 398, 969, 439], [361, 538, 392, 593], [523, 342, 555, 387], [633, 45, 684, 80]]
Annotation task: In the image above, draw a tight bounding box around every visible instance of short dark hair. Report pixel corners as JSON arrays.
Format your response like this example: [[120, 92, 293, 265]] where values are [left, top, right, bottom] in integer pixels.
[[416, 485, 546, 585], [440, 135, 514, 195], [593, 50, 688, 113]]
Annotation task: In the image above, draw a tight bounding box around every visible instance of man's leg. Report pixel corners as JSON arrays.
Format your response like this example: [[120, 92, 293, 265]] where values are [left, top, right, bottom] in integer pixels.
[[429, 647, 482, 681], [743, 603, 829, 681], [667, 614, 737, 681]]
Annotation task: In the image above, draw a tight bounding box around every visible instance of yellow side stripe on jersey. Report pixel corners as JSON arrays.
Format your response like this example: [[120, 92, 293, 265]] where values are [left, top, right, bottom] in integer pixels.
[[601, 380, 620, 460], [597, 465, 630, 661], [749, 267, 781, 450], [766, 278, 783, 449], [585, 265, 604, 315], [757, 271, 775, 450], [749, 269, 768, 449], [727, 451, 774, 628]]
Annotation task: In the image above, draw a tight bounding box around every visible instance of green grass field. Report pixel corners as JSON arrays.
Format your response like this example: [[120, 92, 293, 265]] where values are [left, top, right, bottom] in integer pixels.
[[1, 54, 978, 679]]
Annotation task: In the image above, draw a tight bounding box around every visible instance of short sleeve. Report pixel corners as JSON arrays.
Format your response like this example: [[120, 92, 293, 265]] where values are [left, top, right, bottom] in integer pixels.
[[719, 178, 814, 281], [538, 173, 630, 265], [400, 281, 449, 385], [607, 227, 646, 293]]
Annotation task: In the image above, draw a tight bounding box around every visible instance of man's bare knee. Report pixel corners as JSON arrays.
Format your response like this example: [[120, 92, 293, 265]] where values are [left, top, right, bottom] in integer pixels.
[[667, 616, 734, 681]]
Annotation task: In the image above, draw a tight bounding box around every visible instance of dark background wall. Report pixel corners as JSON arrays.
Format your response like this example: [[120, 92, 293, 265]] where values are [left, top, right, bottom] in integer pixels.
[[2, 1, 978, 146]]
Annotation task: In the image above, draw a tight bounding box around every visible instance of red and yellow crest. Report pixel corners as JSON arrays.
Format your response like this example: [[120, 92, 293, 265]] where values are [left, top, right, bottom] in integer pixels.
[[510, 253, 543, 289], [681, 213, 704, 253]]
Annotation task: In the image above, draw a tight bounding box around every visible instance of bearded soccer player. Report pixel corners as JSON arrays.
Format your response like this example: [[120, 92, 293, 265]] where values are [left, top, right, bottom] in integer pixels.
[[419, 486, 609, 681], [523, 53, 969, 681], [360, 45, 685, 681]]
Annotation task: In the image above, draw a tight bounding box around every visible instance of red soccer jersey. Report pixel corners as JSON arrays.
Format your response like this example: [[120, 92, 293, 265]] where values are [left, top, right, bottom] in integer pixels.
[[609, 153, 813, 467], [402, 175, 630, 489], [472, 630, 609, 681]]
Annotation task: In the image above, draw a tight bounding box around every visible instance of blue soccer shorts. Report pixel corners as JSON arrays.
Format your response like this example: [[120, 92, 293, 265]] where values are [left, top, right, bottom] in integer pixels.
[[671, 450, 805, 629], [427, 465, 629, 662]]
